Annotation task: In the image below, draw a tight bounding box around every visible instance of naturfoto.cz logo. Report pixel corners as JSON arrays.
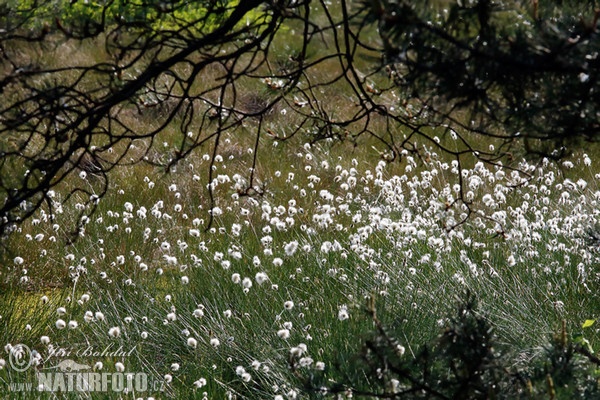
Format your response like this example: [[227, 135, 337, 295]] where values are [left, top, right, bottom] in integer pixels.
[[37, 369, 155, 393], [7, 343, 164, 393]]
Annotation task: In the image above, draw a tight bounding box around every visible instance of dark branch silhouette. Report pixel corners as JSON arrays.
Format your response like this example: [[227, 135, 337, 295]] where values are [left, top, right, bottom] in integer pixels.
[[1, 0, 599, 235]]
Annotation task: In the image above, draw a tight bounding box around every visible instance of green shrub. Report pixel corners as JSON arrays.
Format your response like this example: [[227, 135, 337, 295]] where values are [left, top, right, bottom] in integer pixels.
[[300, 293, 600, 399]]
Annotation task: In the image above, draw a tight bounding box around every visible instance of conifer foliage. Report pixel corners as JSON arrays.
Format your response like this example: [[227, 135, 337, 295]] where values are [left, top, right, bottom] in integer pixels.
[[299, 294, 600, 399]]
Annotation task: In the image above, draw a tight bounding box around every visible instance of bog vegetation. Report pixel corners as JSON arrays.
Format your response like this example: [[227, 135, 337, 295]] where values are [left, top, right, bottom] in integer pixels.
[[2, 0, 600, 399]]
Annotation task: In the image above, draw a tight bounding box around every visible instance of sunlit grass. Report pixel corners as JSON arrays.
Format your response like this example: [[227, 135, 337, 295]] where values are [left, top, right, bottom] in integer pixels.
[[2, 126, 600, 398], [3, 2, 600, 397]]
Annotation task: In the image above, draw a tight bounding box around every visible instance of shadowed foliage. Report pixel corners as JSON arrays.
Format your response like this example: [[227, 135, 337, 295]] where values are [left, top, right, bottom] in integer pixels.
[[298, 294, 600, 399]]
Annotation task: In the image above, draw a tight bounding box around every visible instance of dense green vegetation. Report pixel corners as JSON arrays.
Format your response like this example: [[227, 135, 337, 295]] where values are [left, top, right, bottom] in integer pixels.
[[2, 0, 600, 398], [4, 0, 231, 32], [2, 129, 600, 398]]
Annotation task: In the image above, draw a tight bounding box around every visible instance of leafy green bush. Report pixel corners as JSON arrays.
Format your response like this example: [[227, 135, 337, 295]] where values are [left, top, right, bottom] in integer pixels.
[[3, 0, 240, 36]]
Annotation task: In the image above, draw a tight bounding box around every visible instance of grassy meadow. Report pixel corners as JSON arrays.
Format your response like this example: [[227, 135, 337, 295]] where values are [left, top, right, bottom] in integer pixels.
[[2, 126, 600, 398], [2, 2, 600, 399]]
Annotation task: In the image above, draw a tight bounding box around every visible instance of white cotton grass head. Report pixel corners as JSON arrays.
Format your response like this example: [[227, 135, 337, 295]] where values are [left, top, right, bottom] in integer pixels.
[[242, 277, 252, 289], [187, 337, 198, 348], [338, 306, 349, 321], [284, 241, 298, 256], [255, 272, 268, 285], [290, 343, 307, 356], [108, 327, 121, 338], [298, 357, 313, 367], [277, 329, 290, 339], [193, 378, 207, 388], [84, 311, 93, 323]]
